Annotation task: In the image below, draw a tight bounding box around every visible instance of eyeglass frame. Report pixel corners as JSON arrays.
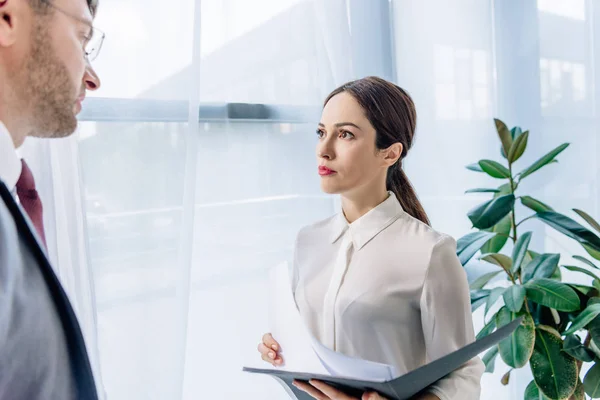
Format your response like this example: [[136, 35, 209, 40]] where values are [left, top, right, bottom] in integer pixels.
[[40, 0, 105, 61]]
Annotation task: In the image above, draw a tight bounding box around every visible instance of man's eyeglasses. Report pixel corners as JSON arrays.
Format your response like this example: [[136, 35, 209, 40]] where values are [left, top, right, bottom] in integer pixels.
[[82, 26, 105, 62], [41, 0, 105, 62]]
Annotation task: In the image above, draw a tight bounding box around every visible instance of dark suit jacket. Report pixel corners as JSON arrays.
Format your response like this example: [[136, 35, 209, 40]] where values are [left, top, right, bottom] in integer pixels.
[[0, 180, 98, 399]]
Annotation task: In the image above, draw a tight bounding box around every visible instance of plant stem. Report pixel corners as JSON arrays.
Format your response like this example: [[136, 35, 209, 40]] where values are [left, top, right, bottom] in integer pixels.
[[494, 233, 515, 241], [509, 164, 532, 315], [508, 176, 518, 244], [516, 215, 535, 228], [576, 332, 592, 374]]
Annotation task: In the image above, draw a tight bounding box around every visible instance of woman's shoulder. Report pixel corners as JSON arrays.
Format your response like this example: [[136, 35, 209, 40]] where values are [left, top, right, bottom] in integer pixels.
[[392, 211, 457, 252]]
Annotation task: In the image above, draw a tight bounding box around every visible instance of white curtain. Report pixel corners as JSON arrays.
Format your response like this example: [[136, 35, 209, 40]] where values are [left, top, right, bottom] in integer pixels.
[[69, 1, 348, 399], [19, 137, 106, 399], [21, 0, 600, 399]]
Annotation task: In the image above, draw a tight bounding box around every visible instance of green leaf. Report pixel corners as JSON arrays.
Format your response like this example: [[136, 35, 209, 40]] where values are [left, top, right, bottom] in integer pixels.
[[482, 346, 498, 373], [468, 194, 516, 230], [584, 362, 600, 398], [477, 318, 497, 340], [525, 278, 581, 312], [512, 231, 533, 274], [530, 325, 579, 399], [551, 266, 562, 281], [524, 380, 551, 400], [521, 196, 554, 213], [495, 183, 513, 197], [485, 287, 506, 316], [479, 160, 511, 179], [470, 270, 503, 290], [573, 255, 599, 269], [536, 211, 600, 254], [511, 126, 523, 139], [587, 316, 600, 351], [471, 289, 490, 312], [508, 130, 529, 163], [522, 250, 539, 271], [589, 297, 600, 306], [563, 265, 600, 281], [564, 303, 600, 335], [465, 188, 501, 194], [496, 308, 535, 368], [495, 118, 513, 159], [466, 163, 484, 172], [481, 214, 512, 254], [519, 143, 570, 180], [456, 231, 497, 266], [563, 335, 596, 362], [501, 370, 511, 385], [471, 289, 490, 303], [574, 209, 600, 235], [480, 253, 513, 273], [503, 285, 526, 312], [522, 253, 560, 283], [570, 284, 597, 296], [584, 243, 600, 261]]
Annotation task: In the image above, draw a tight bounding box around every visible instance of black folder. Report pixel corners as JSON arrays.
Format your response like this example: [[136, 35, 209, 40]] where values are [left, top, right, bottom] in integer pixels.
[[244, 317, 521, 400]]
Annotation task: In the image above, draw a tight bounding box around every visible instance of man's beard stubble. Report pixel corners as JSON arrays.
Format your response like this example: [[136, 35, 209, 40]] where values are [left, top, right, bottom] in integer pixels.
[[20, 18, 79, 139]]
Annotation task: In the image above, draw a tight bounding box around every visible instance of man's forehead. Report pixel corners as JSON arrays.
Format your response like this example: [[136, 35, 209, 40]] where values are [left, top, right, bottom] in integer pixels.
[[56, 0, 94, 23]]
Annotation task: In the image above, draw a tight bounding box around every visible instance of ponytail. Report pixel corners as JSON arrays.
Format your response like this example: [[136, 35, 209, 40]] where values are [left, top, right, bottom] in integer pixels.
[[387, 162, 430, 226]]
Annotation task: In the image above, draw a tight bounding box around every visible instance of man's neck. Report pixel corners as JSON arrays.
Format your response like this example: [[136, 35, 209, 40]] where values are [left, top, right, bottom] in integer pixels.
[[1, 119, 27, 148]]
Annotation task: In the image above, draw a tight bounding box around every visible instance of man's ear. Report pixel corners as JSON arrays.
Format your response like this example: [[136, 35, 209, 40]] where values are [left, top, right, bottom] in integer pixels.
[[382, 142, 403, 167], [0, 0, 24, 48]]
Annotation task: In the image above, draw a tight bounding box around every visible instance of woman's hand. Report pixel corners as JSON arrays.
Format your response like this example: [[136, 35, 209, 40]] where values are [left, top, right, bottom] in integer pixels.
[[257, 333, 283, 366], [292, 380, 441, 400], [292, 380, 387, 400], [412, 394, 440, 400]]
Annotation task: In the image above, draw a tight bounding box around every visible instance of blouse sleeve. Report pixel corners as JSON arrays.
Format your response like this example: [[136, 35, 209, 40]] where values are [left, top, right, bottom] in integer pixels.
[[419, 235, 485, 400]]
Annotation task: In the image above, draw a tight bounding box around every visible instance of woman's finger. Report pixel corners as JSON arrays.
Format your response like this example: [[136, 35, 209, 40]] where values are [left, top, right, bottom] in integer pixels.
[[262, 333, 280, 351], [258, 343, 283, 366], [362, 392, 386, 400], [293, 380, 330, 400], [309, 380, 356, 400], [257, 343, 276, 359]]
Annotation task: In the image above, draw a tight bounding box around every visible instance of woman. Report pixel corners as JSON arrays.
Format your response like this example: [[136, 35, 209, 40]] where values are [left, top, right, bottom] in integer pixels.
[[258, 76, 484, 400]]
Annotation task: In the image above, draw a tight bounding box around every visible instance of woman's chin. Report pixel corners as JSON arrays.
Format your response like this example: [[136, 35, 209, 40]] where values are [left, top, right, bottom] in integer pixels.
[[320, 181, 343, 195]]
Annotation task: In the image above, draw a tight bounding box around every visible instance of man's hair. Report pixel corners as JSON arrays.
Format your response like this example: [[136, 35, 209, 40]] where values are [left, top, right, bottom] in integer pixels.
[[29, 0, 98, 17]]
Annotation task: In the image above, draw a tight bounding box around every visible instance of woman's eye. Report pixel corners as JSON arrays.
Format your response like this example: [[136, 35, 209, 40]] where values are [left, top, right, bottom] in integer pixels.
[[316, 129, 325, 138], [340, 130, 355, 139]]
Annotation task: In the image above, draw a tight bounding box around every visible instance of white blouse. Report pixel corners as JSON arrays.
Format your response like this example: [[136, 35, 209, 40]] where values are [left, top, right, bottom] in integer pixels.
[[291, 192, 484, 400]]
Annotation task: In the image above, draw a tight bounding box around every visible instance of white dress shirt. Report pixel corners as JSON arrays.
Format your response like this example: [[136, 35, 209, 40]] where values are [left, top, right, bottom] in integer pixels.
[[292, 192, 484, 400], [0, 121, 22, 193]]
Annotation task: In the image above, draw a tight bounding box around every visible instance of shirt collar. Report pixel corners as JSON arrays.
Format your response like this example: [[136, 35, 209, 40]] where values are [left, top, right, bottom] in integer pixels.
[[0, 121, 22, 192], [329, 191, 404, 250]]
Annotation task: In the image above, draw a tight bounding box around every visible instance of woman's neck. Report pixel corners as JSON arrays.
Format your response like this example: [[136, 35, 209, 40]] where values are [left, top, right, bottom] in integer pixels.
[[340, 188, 390, 223]]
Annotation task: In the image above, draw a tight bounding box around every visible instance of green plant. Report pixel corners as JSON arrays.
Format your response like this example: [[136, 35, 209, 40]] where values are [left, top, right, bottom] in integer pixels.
[[458, 118, 600, 400]]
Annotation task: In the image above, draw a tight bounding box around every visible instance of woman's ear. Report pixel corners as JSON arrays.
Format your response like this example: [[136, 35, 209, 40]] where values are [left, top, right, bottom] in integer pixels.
[[382, 143, 403, 167]]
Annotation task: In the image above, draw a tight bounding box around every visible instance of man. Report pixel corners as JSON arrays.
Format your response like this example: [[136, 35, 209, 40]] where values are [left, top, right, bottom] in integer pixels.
[[0, 0, 102, 398]]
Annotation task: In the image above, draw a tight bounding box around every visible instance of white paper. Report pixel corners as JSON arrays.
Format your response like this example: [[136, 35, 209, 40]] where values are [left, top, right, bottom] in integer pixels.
[[267, 262, 396, 382], [268, 262, 330, 375]]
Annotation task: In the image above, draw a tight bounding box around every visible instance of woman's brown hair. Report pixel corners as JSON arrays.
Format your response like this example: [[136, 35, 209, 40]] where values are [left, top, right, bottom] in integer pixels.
[[324, 76, 430, 225]]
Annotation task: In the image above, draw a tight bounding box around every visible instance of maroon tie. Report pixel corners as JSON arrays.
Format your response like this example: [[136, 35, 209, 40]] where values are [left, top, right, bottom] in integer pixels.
[[16, 159, 47, 248]]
